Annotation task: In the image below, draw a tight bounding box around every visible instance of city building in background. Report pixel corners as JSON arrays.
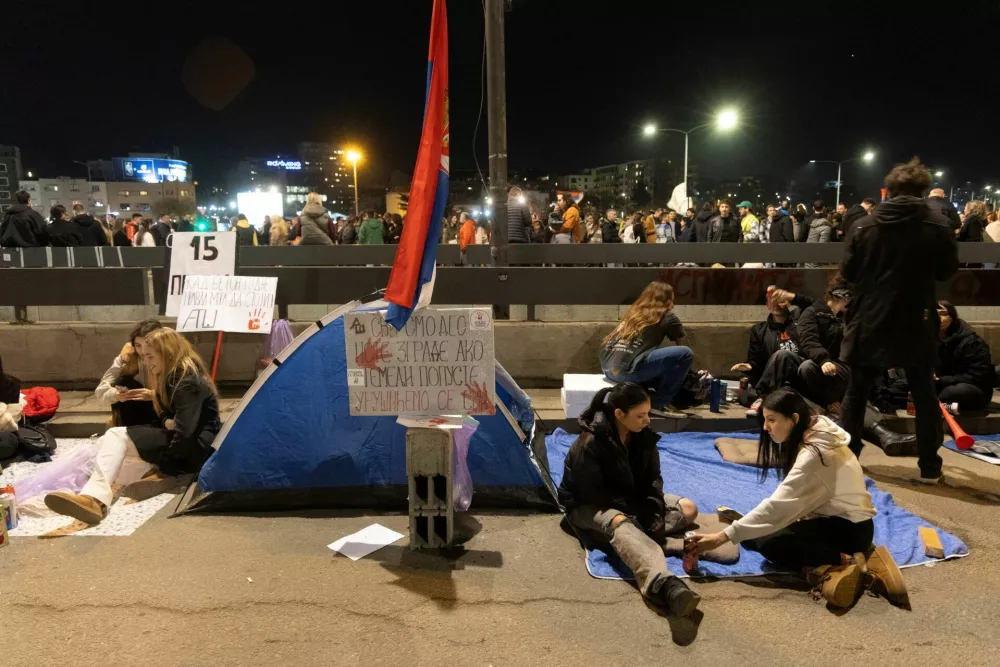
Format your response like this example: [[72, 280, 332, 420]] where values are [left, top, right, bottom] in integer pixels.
[[0, 145, 24, 212], [226, 142, 355, 219], [18, 176, 194, 218]]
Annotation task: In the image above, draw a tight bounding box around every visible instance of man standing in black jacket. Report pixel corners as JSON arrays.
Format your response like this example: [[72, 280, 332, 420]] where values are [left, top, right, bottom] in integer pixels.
[[505, 186, 532, 244], [839, 159, 959, 484], [71, 204, 110, 246], [0, 191, 48, 247], [926, 188, 962, 232]]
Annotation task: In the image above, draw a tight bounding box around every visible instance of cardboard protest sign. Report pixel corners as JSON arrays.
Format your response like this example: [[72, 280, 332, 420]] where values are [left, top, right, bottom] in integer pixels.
[[176, 275, 277, 334], [344, 308, 496, 416], [166, 232, 237, 317]]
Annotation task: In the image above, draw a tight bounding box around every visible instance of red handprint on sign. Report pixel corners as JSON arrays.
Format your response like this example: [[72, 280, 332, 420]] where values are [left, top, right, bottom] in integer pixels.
[[355, 337, 392, 371], [248, 308, 267, 331], [462, 381, 495, 415]]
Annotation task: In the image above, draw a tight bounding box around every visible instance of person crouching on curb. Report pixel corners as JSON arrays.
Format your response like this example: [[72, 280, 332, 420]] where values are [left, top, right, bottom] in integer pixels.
[[688, 388, 908, 609], [45, 328, 221, 524], [559, 382, 701, 617]]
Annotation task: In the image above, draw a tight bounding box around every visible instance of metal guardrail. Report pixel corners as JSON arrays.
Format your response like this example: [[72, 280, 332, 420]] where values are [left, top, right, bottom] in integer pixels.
[[3, 266, 998, 308], [2, 242, 999, 269]]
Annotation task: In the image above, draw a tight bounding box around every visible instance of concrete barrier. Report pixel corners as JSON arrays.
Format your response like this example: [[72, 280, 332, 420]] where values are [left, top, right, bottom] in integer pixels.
[[3, 320, 999, 389]]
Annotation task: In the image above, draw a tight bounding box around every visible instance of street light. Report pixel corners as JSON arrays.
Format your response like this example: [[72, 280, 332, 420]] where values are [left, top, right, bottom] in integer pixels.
[[809, 151, 875, 209], [935, 170, 944, 177], [346, 150, 362, 216], [642, 108, 739, 207]]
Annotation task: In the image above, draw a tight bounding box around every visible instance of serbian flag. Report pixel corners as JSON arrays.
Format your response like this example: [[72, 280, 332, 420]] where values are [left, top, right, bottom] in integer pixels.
[[385, 0, 449, 331]]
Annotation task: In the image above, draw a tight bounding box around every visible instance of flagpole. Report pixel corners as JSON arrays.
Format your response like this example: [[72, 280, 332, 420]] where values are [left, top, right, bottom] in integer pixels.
[[485, 0, 508, 269]]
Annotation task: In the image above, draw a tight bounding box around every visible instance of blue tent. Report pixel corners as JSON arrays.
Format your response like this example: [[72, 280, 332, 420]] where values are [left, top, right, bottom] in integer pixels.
[[180, 304, 558, 513]]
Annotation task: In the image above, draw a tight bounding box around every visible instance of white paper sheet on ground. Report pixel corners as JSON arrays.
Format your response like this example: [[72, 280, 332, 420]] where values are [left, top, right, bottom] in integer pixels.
[[327, 523, 405, 561]]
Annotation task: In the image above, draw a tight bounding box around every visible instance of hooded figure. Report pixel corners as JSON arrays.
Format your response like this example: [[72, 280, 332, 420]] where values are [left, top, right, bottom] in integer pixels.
[[936, 301, 996, 411], [841, 195, 958, 368], [72, 210, 111, 246], [300, 196, 335, 245]]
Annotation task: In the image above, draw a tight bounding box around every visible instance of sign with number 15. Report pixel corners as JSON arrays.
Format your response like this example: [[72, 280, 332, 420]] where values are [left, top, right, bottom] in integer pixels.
[[165, 232, 237, 317]]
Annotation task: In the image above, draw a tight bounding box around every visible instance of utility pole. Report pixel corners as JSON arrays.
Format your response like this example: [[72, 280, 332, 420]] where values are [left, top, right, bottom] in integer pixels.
[[485, 0, 508, 267]]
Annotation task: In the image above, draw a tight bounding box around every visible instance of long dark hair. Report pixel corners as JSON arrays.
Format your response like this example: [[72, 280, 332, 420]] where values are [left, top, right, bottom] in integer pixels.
[[579, 382, 650, 426], [756, 388, 820, 481]]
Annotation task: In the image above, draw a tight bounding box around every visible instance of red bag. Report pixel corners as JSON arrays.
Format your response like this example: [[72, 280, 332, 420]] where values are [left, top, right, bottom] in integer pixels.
[[21, 387, 60, 422]]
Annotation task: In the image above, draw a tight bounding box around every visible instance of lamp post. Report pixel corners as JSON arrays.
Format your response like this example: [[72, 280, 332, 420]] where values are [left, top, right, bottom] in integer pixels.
[[809, 151, 875, 209], [346, 150, 361, 216], [642, 108, 738, 207]]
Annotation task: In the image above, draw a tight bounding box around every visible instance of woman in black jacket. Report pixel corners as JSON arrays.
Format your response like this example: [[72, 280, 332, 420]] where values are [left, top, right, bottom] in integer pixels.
[[45, 328, 221, 525], [936, 301, 995, 411], [958, 201, 985, 243], [559, 382, 700, 616]]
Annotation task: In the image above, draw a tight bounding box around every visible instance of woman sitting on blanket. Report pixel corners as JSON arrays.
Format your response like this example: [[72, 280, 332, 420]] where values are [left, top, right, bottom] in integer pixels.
[[599, 281, 693, 417], [94, 319, 164, 427], [689, 388, 908, 609], [558, 382, 701, 617], [45, 328, 221, 525]]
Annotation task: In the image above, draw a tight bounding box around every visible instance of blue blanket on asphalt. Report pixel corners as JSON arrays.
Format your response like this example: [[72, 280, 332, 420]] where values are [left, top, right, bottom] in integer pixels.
[[546, 429, 969, 580]]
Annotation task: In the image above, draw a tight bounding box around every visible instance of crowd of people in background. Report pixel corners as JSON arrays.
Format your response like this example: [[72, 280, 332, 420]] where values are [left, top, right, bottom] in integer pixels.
[[5, 184, 999, 251]]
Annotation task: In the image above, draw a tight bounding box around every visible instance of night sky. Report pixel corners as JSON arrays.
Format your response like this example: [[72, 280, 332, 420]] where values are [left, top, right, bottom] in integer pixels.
[[3, 0, 999, 198]]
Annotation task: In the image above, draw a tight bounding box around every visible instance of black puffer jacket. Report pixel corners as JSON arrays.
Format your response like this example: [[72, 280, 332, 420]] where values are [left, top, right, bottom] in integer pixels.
[[690, 209, 715, 243], [557, 408, 667, 532], [0, 204, 48, 247], [768, 213, 795, 242], [937, 319, 995, 396], [47, 219, 83, 247], [601, 218, 621, 243], [73, 214, 110, 247], [958, 214, 984, 243], [842, 204, 867, 239], [926, 196, 962, 231], [796, 301, 843, 365], [841, 196, 958, 367]]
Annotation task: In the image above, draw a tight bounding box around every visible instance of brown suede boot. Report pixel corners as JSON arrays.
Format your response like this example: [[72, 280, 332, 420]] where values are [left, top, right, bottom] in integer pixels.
[[44, 492, 108, 525], [121, 470, 184, 502], [865, 546, 910, 608], [807, 563, 863, 608]]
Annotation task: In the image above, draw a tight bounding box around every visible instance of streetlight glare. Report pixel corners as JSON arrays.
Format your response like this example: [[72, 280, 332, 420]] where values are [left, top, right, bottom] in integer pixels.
[[717, 109, 738, 130], [485, 197, 494, 205], [642, 123, 657, 137], [935, 170, 944, 177], [809, 160, 817, 163], [346, 150, 361, 164], [863, 151, 875, 161]]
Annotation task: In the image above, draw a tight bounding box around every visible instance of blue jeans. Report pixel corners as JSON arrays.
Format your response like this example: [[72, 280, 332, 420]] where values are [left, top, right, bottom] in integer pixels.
[[603, 346, 694, 408]]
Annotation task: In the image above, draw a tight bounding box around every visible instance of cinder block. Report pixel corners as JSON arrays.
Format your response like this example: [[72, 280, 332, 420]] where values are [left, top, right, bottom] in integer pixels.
[[406, 428, 453, 511], [408, 509, 454, 550]]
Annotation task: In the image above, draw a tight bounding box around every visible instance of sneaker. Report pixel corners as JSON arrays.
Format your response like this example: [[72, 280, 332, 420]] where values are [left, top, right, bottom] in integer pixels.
[[807, 563, 862, 608], [746, 398, 763, 418], [865, 545, 909, 608], [912, 473, 943, 486], [44, 492, 108, 525], [659, 577, 701, 617]]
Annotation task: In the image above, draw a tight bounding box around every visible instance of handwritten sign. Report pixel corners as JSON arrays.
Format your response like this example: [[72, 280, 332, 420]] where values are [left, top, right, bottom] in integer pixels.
[[176, 275, 277, 334], [166, 232, 237, 317], [344, 308, 496, 416]]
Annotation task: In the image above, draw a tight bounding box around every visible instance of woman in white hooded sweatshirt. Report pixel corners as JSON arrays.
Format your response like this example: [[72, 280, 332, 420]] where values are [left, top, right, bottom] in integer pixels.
[[689, 388, 908, 609]]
